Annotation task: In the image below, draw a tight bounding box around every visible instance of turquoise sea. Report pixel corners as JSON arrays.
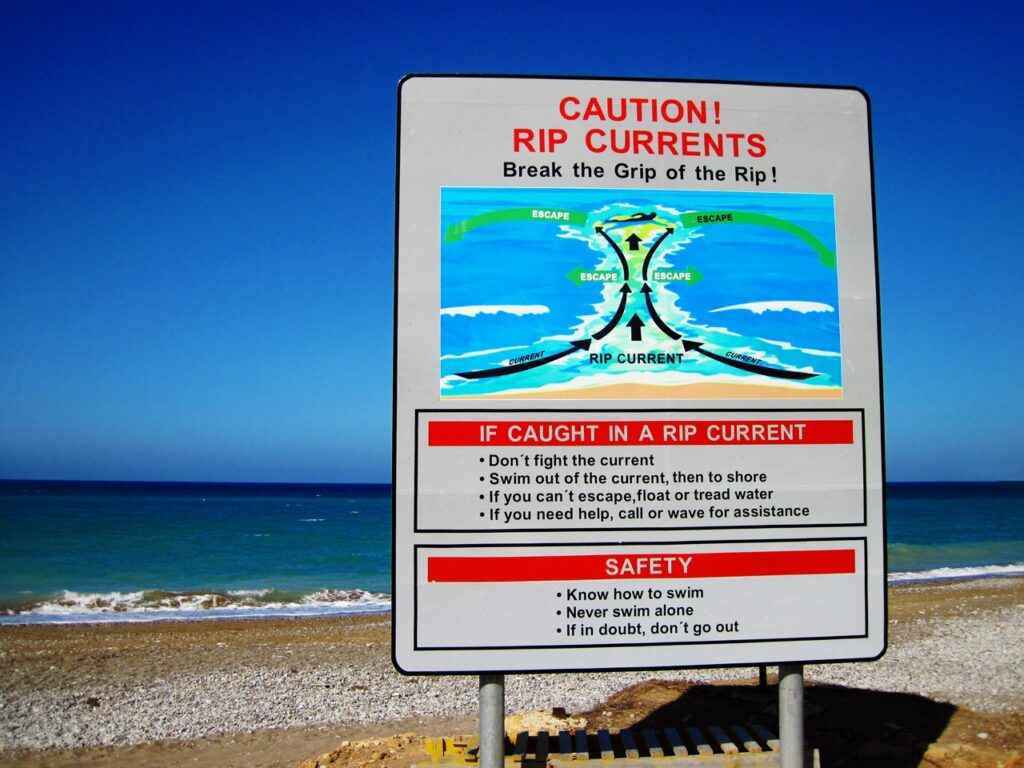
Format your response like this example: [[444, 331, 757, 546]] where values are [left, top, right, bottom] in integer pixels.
[[1, 480, 1021, 623]]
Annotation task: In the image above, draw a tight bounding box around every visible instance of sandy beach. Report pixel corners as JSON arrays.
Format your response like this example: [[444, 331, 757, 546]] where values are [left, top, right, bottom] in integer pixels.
[[1, 577, 1022, 767]]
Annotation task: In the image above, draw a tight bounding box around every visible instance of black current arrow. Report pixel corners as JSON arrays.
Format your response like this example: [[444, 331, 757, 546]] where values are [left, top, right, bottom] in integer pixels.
[[592, 284, 632, 340], [627, 314, 645, 341], [456, 339, 592, 380], [641, 227, 674, 281], [625, 233, 643, 251], [596, 226, 630, 280], [681, 340, 817, 380], [640, 284, 681, 340]]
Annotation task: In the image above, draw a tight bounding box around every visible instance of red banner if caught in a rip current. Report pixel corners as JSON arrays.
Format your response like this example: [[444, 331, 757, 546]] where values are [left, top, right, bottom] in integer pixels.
[[428, 419, 854, 447]]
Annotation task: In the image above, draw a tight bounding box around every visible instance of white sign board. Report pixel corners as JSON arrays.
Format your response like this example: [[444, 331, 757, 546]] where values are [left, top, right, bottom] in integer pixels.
[[393, 75, 885, 673]]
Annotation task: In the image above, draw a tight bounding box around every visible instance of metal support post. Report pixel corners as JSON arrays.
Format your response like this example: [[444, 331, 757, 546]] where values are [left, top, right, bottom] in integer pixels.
[[479, 673, 505, 768], [778, 664, 804, 768]]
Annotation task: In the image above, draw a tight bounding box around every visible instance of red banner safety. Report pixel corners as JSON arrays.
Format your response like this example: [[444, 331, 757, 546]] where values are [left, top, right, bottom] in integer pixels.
[[427, 549, 856, 582]]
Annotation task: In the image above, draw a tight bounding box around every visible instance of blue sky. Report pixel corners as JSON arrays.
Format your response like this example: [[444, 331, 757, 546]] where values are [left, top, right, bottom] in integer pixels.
[[1, 1, 1021, 483]]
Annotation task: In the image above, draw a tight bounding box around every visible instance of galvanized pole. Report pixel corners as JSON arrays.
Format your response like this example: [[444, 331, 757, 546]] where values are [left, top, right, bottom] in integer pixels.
[[778, 664, 804, 768], [479, 674, 505, 768]]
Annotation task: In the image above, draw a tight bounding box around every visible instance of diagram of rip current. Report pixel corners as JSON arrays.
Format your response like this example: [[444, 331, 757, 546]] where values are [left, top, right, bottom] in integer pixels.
[[451, 209, 826, 382]]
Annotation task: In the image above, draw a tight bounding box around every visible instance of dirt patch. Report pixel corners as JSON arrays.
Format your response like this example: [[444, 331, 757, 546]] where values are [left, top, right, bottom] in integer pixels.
[[298, 678, 1022, 768]]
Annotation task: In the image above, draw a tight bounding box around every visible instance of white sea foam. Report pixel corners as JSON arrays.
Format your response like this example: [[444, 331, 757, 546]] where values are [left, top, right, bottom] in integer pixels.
[[711, 301, 835, 315], [654, 203, 686, 218], [687, 322, 742, 337], [0, 588, 392, 625], [32, 590, 147, 613], [889, 563, 1024, 583], [441, 344, 528, 360], [440, 305, 549, 318], [757, 336, 841, 358], [300, 588, 388, 606]]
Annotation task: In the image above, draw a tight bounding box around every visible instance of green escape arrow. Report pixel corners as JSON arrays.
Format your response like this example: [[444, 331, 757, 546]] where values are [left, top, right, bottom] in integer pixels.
[[567, 266, 621, 286], [445, 208, 588, 243], [648, 265, 703, 285], [680, 211, 836, 268]]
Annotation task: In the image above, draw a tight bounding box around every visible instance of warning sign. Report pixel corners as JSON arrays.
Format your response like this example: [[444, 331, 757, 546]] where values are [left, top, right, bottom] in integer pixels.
[[393, 75, 885, 673]]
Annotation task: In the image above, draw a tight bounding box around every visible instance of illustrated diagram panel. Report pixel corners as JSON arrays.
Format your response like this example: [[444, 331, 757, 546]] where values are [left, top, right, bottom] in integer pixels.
[[440, 188, 841, 400]]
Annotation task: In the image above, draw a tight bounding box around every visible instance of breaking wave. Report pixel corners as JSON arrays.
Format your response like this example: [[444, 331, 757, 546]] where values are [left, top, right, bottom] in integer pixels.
[[889, 563, 1024, 584], [441, 305, 549, 318], [0, 587, 391, 624], [710, 301, 834, 315]]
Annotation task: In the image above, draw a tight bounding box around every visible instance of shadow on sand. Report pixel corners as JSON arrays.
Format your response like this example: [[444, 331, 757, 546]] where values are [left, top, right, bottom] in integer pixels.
[[580, 679, 956, 768]]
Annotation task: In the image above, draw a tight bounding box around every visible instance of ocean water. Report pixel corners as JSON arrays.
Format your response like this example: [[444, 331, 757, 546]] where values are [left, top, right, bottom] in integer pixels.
[[0, 481, 391, 623], [1, 480, 1021, 623], [886, 482, 1024, 582]]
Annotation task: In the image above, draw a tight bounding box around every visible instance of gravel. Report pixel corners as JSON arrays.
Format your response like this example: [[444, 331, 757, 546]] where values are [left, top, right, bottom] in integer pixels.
[[2, 579, 1022, 752]]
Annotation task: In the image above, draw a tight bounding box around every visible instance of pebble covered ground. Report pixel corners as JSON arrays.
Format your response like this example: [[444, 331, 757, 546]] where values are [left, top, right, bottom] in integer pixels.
[[1, 578, 1022, 752]]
